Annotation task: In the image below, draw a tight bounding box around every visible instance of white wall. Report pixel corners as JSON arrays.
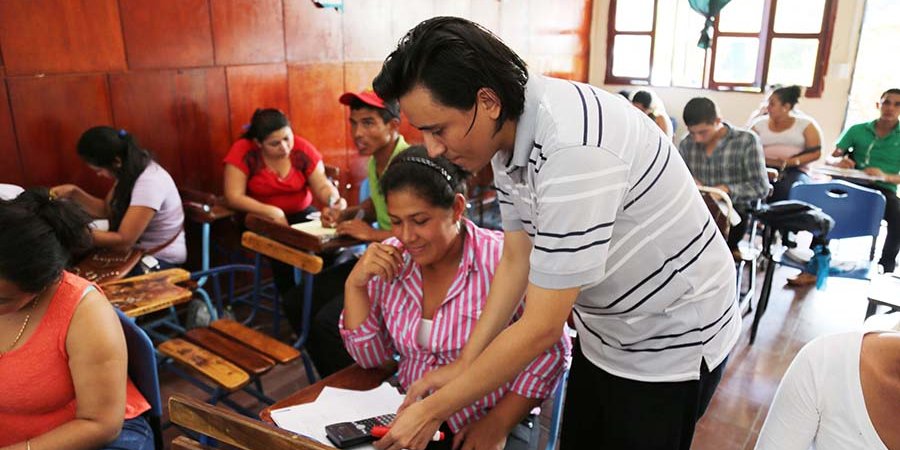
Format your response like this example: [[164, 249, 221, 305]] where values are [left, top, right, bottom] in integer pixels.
[[587, 0, 866, 147]]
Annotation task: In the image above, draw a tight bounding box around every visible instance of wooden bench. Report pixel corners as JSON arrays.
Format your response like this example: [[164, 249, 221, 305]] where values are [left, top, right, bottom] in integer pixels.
[[169, 394, 333, 450], [157, 319, 302, 414]]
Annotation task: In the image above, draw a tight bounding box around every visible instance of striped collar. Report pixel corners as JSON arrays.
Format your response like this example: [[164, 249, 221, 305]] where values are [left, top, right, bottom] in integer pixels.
[[500, 75, 546, 173]]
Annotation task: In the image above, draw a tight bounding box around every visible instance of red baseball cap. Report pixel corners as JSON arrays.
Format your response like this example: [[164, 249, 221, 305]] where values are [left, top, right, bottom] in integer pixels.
[[339, 89, 400, 118], [339, 89, 385, 108]]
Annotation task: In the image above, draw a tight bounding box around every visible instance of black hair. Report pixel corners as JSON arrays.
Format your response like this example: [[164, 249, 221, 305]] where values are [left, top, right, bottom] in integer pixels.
[[618, 89, 631, 99], [348, 98, 400, 123], [772, 85, 802, 108], [0, 188, 92, 292], [373, 16, 528, 133], [380, 146, 469, 209], [631, 90, 653, 110], [682, 97, 719, 127], [881, 88, 900, 100], [242, 109, 290, 142], [77, 126, 151, 231]]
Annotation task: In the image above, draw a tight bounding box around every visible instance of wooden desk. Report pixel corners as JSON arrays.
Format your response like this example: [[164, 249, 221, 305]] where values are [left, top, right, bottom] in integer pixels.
[[245, 214, 362, 254], [866, 274, 900, 318], [102, 268, 193, 317], [260, 362, 397, 424]]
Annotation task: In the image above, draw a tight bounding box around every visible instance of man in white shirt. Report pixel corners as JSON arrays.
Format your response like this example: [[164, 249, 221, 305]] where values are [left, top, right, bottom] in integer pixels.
[[371, 17, 739, 450]]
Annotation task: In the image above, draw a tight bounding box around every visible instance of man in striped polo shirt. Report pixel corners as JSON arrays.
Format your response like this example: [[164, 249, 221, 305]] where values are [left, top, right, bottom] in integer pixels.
[[371, 17, 739, 450]]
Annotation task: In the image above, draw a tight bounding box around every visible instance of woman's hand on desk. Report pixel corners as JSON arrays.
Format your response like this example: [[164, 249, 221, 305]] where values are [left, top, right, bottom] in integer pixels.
[[374, 400, 443, 450], [347, 242, 404, 288], [49, 184, 79, 199]]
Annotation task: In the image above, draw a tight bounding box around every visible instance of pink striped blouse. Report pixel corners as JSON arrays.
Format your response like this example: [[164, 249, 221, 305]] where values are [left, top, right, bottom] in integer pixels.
[[340, 218, 571, 433]]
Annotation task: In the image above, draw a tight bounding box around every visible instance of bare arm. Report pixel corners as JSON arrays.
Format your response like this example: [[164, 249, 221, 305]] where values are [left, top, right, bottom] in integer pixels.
[[377, 284, 577, 450], [90, 206, 155, 249], [1, 290, 129, 450], [452, 393, 543, 450], [307, 162, 344, 208], [50, 184, 109, 219], [223, 163, 289, 225]]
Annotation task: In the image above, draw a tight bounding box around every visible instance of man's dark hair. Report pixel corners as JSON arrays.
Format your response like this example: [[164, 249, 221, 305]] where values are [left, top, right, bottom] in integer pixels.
[[373, 16, 528, 132], [348, 98, 400, 123], [881, 88, 900, 100], [631, 90, 653, 110], [682, 97, 720, 127]]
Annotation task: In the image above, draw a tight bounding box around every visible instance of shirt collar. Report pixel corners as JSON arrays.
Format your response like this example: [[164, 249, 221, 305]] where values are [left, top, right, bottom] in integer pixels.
[[497, 75, 546, 173], [864, 119, 900, 136]]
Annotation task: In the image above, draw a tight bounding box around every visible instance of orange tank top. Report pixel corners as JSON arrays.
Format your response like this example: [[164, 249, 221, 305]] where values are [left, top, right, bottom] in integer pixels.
[[0, 271, 150, 445]]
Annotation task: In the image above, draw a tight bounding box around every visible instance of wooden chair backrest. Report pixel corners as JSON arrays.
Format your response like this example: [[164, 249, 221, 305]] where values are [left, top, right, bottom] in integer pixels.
[[168, 394, 335, 450]]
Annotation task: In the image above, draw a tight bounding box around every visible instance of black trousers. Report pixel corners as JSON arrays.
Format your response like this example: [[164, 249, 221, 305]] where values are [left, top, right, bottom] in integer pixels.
[[875, 185, 900, 272], [560, 339, 727, 450]]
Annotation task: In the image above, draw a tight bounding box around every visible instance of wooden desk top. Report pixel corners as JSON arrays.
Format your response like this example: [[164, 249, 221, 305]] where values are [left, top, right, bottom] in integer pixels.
[[245, 214, 362, 254], [260, 362, 397, 424], [102, 268, 193, 318]]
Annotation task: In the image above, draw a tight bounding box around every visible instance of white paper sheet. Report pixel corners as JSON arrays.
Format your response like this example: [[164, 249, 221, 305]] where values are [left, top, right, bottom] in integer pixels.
[[269, 382, 404, 448], [291, 219, 338, 239]]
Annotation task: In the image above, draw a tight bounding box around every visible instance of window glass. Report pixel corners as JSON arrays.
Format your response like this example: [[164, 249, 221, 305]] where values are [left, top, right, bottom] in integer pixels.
[[615, 0, 655, 31], [774, 0, 825, 33], [718, 0, 765, 33], [767, 38, 819, 87], [612, 35, 652, 78], [713, 37, 759, 83]]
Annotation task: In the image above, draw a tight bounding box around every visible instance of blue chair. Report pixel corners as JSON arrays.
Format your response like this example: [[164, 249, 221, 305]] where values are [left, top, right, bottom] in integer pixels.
[[749, 180, 886, 343], [116, 308, 163, 450], [544, 367, 570, 450]]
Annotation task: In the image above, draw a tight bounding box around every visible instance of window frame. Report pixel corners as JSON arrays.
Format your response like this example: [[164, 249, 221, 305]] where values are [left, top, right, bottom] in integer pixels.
[[604, 0, 659, 85], [605, 0, 838, 98]]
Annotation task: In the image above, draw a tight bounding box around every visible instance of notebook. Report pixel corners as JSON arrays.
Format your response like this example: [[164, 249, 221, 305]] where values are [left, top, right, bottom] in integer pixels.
[[291, 219, 338, 241]]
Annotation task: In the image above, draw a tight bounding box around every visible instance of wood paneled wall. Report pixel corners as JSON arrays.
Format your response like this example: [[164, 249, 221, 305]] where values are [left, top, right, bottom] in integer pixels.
[[0, 0, 592, 199]]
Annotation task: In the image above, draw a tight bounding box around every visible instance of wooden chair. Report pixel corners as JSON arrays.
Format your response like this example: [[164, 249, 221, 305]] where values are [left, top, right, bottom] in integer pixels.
[[169, 394, 334, 450]]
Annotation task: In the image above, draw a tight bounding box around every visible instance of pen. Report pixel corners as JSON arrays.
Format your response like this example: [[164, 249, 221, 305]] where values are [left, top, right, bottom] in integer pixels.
[[370, 425, 445, 442]]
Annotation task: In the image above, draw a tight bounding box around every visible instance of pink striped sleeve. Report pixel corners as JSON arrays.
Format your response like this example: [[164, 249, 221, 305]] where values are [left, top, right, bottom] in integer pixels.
[[510, 331, 571, 399], [338, 280, 395, 368]]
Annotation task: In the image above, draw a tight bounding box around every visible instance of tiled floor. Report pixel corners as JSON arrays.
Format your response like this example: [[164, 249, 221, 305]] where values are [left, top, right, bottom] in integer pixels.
[[157, 262, 884, 449]]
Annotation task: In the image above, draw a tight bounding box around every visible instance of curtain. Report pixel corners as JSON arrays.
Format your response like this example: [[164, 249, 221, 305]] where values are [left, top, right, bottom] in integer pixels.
[[689, 0, 734, 49]]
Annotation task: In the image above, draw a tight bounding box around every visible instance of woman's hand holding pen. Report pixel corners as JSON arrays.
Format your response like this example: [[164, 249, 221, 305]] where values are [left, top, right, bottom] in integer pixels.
[[374, 400, 443, 450], [347, 242, 405, 289]]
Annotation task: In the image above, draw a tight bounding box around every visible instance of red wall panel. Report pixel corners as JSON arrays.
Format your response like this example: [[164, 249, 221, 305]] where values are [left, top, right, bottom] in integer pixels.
[[0, 0, 126, 75], [226, 64, 289, 141], [109, 68, 231, 192], [7, 74, 114, 196], [284, 1, 343, 62], [0, 68, 25, 185], [119, 0, 215, 69], [211, 0, 285, 66]]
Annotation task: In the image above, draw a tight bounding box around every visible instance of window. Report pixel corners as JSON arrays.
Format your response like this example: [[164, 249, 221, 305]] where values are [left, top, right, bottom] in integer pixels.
[[606, 0, 837, 97]]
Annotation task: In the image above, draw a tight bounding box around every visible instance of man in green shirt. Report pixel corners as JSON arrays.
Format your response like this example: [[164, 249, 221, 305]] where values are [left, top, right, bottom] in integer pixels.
[[323, 90, 410, 241], [829, 88, 900, 272]]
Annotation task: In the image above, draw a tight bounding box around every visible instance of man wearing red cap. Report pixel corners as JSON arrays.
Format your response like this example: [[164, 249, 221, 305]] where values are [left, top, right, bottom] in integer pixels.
[[324, 90, 409, 241]]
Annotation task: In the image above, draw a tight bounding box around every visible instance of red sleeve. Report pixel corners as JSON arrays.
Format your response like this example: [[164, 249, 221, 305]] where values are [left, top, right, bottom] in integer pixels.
[[292, 136, 323, 178], [223, 139, 253, 175]]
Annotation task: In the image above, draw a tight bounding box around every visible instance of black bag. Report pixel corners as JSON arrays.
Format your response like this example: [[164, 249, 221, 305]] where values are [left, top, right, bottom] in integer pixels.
[[753, 200, 835, 238]]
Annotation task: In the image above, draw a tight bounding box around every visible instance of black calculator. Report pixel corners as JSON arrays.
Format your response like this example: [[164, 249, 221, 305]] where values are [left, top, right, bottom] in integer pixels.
[[325, 413, 396, 448]]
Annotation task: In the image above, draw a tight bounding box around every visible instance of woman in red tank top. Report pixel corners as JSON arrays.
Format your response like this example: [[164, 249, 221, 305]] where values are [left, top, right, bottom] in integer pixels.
[[0, 188, 153, 450]]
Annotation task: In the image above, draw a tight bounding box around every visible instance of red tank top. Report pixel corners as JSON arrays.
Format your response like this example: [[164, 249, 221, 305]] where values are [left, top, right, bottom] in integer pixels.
[[0, 271, 150, 444]]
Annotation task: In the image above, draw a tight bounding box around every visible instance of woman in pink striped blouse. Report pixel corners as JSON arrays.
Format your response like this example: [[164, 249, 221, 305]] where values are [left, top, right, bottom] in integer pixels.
[[340, 147, 570, 450]]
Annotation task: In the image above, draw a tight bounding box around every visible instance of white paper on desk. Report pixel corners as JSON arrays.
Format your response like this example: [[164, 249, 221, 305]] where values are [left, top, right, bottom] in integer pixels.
[[270, 382, 404, 448], [290, 219, 338, 239]]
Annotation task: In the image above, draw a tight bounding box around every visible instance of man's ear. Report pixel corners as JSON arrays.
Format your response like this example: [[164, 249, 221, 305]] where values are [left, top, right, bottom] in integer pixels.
[[477, 87, 503, 120], [388, 117, 401, 134]]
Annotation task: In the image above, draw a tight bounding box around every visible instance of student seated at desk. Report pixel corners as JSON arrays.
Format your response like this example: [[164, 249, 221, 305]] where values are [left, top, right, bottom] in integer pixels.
[[0, 188, 153, 450], [340, 147, 570, 450], [755, 328, 900, 450], [223, 108, 345, 298], [50, 127, 186, 272], [828, 88, 900, 274]]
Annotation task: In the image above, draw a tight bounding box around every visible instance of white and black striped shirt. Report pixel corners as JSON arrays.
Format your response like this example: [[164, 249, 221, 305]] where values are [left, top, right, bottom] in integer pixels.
[[492, 75, 739, 382]]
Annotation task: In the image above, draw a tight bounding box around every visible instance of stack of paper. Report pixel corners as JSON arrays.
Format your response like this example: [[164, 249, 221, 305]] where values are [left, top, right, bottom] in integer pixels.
[[270, 382, 404, 448], [291, 219, 338, 240]]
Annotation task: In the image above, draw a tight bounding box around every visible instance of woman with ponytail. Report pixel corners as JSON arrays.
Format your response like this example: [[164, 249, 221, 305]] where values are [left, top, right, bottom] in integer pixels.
[[0, 188, 153, 450], [50, 126, 186, 270]]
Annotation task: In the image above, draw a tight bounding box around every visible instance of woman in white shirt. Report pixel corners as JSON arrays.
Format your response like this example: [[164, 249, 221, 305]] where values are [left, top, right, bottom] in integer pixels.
[[755, 330, 900, 450], [750, 85, 823, 202]]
